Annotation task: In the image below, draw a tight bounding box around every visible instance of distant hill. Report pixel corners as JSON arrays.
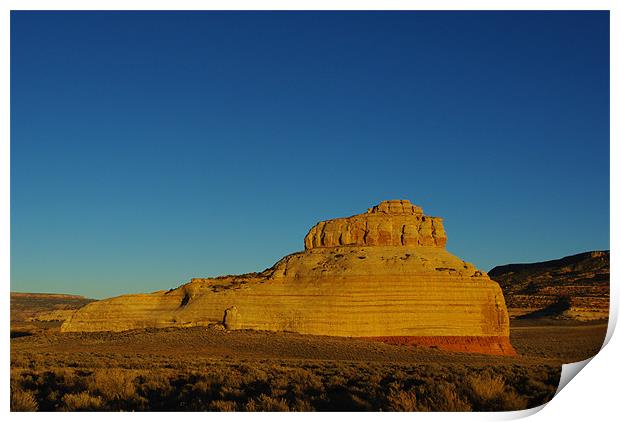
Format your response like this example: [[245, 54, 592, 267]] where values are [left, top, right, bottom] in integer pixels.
[[489, 251, 609, 321], [11, 292, 96, 329]]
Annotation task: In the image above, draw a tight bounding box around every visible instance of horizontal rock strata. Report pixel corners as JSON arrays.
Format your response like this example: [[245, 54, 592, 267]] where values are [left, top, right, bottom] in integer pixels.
[[304, 200, 446, 249], [62, 200, 515, 356], [490, 251, 609, 321]]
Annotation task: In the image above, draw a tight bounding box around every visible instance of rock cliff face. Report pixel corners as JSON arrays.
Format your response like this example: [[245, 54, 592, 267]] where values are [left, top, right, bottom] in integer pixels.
[[62, 200, 515, 355], [489, 251, 609, 321], [304, 200, 446, 249]]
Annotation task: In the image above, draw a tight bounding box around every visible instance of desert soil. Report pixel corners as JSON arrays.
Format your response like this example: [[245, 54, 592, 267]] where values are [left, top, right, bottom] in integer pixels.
[[11, 319, 607, 366]]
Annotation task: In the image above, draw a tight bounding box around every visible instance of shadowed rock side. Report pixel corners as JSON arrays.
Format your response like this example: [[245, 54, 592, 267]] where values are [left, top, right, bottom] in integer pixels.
[[489, 251, 609, 321], [62, 200, 515, 356]]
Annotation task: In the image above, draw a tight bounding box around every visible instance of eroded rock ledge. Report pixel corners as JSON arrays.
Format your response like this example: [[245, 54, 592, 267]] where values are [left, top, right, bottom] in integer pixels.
[[304, 200, 446, 249]]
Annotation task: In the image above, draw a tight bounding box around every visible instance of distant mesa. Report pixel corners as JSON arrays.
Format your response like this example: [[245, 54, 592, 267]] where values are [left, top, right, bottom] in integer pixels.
[[62, 200, 515, 356], [11, 292, 96, 323], [490, 251, 609, 321]]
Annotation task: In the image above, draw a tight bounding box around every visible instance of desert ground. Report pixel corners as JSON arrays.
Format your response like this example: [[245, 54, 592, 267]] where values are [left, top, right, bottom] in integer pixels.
[[10, 297, 606, 411]]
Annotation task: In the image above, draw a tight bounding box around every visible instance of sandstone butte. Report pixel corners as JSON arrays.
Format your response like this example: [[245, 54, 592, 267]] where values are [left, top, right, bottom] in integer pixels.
[[61, 200, 516, 356]]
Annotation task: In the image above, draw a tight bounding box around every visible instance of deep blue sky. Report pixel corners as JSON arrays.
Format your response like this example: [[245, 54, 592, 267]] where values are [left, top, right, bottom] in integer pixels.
[[11, 11, 609, 298]]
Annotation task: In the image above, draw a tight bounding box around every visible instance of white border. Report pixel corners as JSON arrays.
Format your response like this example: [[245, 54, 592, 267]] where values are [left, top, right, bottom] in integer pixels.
[[0, 0, 617, 11], [2, 2, 617, 421]]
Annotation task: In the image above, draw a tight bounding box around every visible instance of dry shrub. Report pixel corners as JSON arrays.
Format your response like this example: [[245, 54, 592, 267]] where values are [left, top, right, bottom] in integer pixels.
[[330, 375, 348, 387], [467, 374, 528, 411], [386, 389, 428, 412], [11, 388, 38, 412], [88, 368, 137, 401], [285, 367, 322, 390], [497, 390, 528, 411], [137, 370, 173, 394], [10, 346, 559, 412], [239, 364, 269, 385], [468, 374, 505, 402], [291, 399, 314, 411], [209, 400, 237, 411], [193, 379, 219, 397], [184, 379, 221, 410], [61, 392, 104, 411], [245, 394, 290, 411], [431, 383, 472, 411], [202, 371, 234, 390], [51, 367, 87, 392]]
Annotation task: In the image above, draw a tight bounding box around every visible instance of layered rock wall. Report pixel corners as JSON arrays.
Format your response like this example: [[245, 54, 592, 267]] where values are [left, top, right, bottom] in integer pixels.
[[490, 251, 609, 321], [304, 200, 446, 249]]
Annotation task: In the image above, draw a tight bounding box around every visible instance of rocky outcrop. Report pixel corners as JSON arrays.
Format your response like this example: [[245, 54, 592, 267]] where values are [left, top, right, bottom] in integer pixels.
[[62, 200, 515, 355], [489, 251, 609, 321], [304, 200, 446, 249]]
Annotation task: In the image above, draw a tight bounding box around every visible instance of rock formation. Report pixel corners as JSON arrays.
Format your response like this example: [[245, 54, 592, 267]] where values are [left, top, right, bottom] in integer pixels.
[[11, 292, 96, 336], [61, 200, 515, 355], [11, 293, 95, 324], [304, 199, 446, 249], [489, 251, 609, 321]]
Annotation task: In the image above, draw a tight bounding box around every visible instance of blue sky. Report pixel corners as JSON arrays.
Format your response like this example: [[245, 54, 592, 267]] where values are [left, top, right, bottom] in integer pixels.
[[11, 11, 609, 298]]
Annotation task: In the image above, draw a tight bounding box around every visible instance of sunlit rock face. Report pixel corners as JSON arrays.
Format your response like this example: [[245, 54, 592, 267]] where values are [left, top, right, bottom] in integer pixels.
[[62, 200, 515, 356], [304, 200, 446, 249]]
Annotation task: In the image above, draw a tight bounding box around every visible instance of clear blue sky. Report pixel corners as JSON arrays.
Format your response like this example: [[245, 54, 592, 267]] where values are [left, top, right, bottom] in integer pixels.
[[11, 11, 609, 299]]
